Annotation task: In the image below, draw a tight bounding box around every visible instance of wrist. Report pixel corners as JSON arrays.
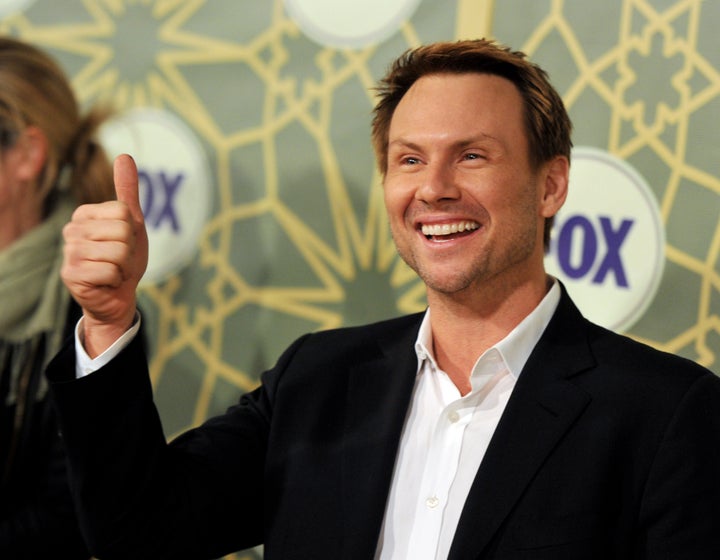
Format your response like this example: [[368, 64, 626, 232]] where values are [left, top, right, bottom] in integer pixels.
[[81, 310, 138, 359]]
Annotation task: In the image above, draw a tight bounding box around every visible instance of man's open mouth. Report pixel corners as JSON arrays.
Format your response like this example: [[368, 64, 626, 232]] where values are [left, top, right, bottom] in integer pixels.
[[421, 221, 479, 241]]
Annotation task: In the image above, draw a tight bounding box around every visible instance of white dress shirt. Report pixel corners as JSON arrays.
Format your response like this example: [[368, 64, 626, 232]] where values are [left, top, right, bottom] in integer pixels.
[[374, 281, 560, 559], [74, 314, 141, 378]]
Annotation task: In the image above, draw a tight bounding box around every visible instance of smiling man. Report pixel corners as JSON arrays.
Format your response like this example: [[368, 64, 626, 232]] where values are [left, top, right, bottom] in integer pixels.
[[47, 39, 720, 560], [380, 70, 567, 396]]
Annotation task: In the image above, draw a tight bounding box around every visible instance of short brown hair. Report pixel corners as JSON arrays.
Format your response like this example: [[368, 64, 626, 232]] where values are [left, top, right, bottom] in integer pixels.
[[371, 39, 573, 247], [372, 38, 572, 171]]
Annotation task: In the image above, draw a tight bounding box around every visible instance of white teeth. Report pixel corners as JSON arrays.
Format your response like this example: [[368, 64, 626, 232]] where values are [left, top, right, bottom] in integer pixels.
[[421, 221, 479, 236]]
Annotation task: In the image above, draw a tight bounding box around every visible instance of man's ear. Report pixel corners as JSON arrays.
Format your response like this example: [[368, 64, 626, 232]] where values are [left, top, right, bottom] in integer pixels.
[[540, 155, 569, 219], [14, 125, 49, 182]]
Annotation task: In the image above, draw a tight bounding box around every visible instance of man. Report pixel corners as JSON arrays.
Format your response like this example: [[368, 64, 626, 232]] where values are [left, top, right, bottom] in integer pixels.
[[48, 39, 720, 559]]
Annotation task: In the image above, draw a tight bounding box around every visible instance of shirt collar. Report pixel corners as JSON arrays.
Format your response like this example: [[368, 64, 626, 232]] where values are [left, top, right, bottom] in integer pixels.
[[414, 278, 561, 380]]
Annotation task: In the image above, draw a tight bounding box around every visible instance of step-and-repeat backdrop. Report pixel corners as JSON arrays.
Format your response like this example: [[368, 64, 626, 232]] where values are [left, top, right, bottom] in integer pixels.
[[3, 1, 717, 558]]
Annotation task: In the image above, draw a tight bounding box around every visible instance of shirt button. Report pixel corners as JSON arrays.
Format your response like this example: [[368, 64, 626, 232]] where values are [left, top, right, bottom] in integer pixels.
[[425, 496, 440, 509], [448, 411, 460, 423]]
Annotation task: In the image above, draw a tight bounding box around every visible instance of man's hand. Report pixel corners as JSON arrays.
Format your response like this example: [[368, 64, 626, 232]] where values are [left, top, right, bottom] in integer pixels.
[[61, 154, 148, 357]]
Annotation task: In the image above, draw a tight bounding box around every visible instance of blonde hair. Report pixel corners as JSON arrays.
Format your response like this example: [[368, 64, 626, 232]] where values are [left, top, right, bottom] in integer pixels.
[[0, 36, 114, 214]]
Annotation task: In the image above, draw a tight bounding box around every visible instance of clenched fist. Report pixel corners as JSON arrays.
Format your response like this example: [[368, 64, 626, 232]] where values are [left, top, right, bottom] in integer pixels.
[[61, 154, 148, 357]]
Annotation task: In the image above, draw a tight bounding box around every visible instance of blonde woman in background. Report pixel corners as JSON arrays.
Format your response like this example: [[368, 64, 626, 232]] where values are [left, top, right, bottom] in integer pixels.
[[0, 35, 115, 558]]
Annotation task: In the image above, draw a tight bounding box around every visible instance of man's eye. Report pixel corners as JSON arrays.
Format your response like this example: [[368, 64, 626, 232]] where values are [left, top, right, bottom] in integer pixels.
[[464, 153, 483, 160], [403, 157, 420, 165]]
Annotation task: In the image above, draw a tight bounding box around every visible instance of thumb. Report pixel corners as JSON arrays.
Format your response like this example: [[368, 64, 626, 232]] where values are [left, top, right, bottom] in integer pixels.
[[113, 154, 144, 223]]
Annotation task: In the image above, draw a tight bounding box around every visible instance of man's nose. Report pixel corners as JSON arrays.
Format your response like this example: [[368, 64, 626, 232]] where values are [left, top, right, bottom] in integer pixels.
[[415, 163, 461, 203]]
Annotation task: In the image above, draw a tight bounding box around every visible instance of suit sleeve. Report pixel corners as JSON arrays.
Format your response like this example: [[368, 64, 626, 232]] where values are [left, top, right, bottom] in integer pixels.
[[46, 329, 307, 560], [639, 371, 720, 558]]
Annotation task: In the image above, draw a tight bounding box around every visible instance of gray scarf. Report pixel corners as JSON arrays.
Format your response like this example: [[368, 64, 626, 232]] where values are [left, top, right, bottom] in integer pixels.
[[0, 195, 73, 404]]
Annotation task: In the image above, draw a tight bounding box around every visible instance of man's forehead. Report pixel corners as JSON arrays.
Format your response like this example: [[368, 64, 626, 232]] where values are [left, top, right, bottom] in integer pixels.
[[387, 73, 524, 142]]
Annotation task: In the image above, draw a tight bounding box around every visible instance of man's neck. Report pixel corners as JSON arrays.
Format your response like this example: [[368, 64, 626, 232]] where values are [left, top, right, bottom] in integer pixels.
[[427, 275, 552, 395]]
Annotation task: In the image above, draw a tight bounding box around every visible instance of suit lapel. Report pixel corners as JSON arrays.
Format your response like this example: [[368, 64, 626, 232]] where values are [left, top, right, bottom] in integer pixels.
[[340, 314, 422, 558], [448, 290, 596, 559]]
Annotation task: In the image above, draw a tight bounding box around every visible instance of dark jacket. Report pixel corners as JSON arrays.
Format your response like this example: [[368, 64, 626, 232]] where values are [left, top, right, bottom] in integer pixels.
[[0, 300, 89, 559], [47, 288, 720, 559]]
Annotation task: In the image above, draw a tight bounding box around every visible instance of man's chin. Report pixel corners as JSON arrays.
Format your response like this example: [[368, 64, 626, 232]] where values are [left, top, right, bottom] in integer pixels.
[[418, 271, 477, 297]]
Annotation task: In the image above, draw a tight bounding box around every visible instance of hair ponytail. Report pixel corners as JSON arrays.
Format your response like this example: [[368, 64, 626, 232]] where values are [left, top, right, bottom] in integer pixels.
[[65, 107, 115, 205], [0, 36, 115, 215]]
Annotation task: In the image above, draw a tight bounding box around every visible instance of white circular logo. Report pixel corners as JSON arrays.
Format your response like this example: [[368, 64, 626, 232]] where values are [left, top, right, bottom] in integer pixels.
[[0, 0, 35, 18], [100, 107, 212, 284], [544, 147, 665, 332], [284, 0, 421, 48]]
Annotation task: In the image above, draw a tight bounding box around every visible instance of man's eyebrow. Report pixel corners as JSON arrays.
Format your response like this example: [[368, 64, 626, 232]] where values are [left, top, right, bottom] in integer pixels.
[[388, 133, 502, 150], [455, 134, 502, 148], [388, 138, 421, 150]]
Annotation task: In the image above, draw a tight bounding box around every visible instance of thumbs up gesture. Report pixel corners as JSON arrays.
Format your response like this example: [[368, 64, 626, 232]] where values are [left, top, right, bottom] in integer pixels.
[[62, 154, 148, 357]]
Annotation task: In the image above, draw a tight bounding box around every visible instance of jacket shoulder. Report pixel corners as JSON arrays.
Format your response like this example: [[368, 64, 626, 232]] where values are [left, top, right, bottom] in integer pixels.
[[585, 320, 715, 380]]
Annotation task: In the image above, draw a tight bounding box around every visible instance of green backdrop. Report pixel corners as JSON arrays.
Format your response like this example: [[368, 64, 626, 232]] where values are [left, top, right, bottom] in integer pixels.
[[2, 1, 718, 558]]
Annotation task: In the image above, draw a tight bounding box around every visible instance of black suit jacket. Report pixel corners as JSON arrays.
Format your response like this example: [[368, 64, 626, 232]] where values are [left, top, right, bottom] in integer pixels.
[[47, 288, 720, 559]]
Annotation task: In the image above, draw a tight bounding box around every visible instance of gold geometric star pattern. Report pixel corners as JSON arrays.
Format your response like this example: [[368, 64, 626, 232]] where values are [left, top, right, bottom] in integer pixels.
[[2, 1, 717, 558], [492, 0, 719, 368]]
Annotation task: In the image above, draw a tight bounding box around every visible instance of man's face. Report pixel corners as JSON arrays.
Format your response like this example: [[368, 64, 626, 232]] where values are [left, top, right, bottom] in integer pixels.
[[383, 72, 559, 298]]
